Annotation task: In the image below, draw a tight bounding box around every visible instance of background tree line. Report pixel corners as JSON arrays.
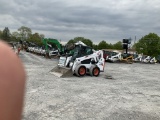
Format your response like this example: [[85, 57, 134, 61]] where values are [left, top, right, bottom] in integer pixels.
[[0, 26, 44, 46], [133, 33, 160, 57], [0, 26, 123, 50], [67, 37, 123, 50], [0, 26, 160, 56]]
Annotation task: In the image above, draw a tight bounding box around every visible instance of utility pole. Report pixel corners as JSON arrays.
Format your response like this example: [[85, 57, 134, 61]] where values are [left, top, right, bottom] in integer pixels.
[[134, 36, 136, 44]]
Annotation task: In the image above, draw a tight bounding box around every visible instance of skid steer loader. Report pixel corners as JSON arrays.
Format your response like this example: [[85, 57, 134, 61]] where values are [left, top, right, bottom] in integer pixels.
[[106, 51, 133, 64], [106, 51, 121, 63], [142, 56, 157, 64], [120, 53, 133, 64], [50, 41, 105, 77]]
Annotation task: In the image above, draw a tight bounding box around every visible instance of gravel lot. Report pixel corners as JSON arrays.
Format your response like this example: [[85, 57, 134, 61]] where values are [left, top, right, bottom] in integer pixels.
[[20, 51, 160, 120]]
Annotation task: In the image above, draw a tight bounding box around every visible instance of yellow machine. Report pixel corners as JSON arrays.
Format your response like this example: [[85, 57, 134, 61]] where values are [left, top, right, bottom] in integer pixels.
[[106, 51, 133, 64], [120, 53, 133, 64]]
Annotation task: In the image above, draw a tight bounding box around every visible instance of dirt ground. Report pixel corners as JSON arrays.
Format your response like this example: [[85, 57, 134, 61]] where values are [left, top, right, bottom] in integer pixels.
[[20, 51, 160, 120]]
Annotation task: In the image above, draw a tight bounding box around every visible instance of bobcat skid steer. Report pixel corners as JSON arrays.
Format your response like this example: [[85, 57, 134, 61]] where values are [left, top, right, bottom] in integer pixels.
[[142, 56, 157, 64], [50, 41, 105, 77], [106, 51, 121, 63]]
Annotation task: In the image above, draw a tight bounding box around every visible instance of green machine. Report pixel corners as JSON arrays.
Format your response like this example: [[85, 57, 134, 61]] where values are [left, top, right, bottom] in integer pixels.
[[43, 38, 74, 57], [43, 38, 63, 53]]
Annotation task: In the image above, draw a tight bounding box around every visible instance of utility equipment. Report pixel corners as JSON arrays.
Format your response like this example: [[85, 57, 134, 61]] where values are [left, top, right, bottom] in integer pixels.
[[50, 41, 105, 77]]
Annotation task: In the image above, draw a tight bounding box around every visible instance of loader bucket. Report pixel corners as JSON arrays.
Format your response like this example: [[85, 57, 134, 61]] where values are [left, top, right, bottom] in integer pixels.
[[50, 66, 73, 78]]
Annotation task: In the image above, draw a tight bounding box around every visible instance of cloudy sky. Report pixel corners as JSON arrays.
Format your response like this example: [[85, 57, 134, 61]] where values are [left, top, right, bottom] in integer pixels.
[[0, 0, 160, 44]]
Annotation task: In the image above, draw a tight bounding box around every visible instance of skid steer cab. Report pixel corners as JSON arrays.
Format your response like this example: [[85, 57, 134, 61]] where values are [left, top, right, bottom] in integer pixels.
[[51, 42, 105, 77]]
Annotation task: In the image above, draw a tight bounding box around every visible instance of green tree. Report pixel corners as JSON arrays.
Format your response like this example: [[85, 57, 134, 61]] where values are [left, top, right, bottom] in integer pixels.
[[67, 37, 93, 47], [11, 31, 20, 42], [112, 41, 122, 50], [18, 26, 32, 41], [93, 44, 98, 50], [29, 33, 43, 46], [0, 30, 2, 38], [39, 34, 45, 40], [67, 39, 75, 44], [135, 33, 160, 56], [97, 40, 111, 49], [108, 43, 113, 49], [1, 27, 11, 42], [81, 39, 93, 47]]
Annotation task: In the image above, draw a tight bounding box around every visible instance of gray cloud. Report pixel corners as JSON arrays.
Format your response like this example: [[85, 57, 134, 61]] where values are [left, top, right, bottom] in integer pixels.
[[0, 0, 160, 44]]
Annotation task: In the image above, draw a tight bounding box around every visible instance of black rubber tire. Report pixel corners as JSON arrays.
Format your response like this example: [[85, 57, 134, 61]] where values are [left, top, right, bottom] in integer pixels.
[[92, 67, 100, 77], [89, 65, 95, 76], [89, 65, 100, 77], [75, 65, 86, 76]]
